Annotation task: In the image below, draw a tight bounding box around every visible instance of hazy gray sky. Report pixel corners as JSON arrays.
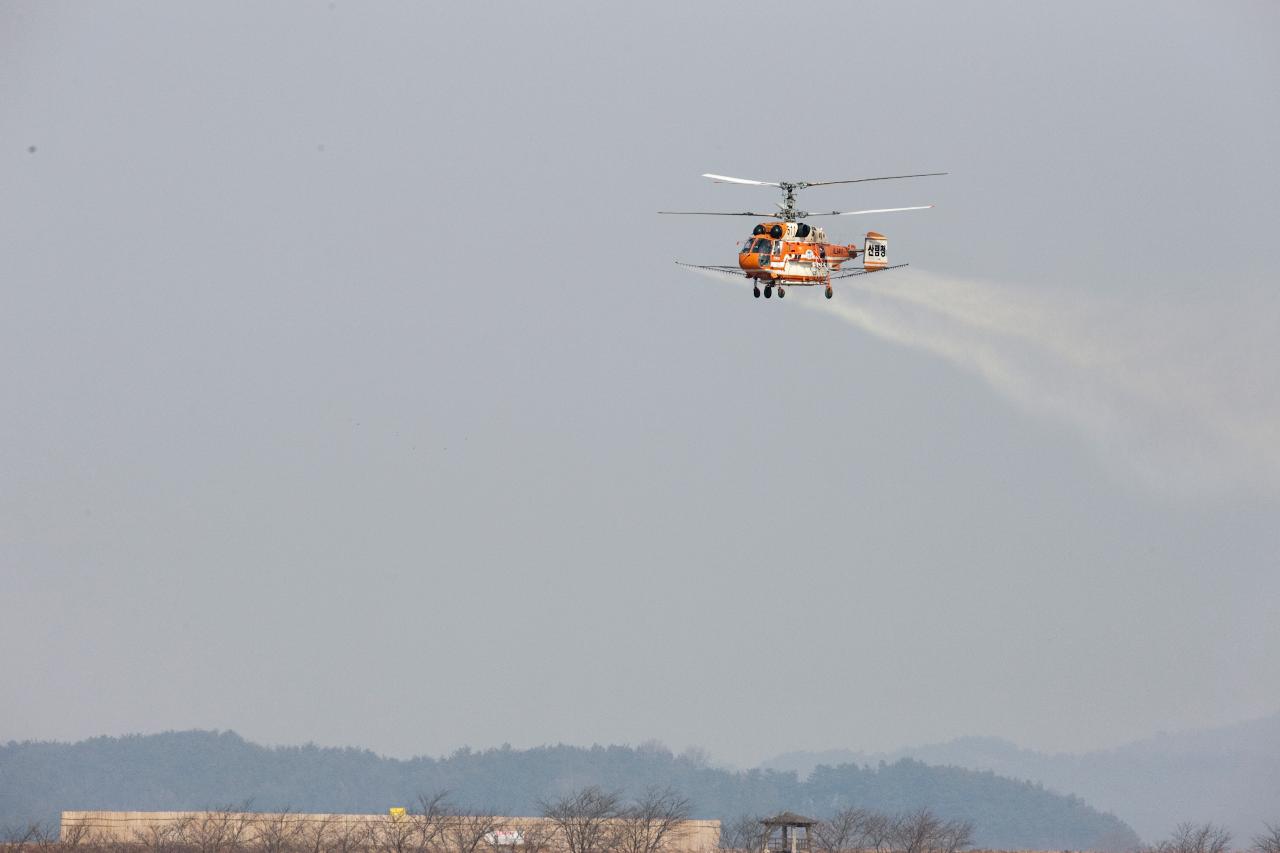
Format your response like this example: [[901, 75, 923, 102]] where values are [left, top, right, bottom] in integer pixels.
[[2, 1, 1278, 768]]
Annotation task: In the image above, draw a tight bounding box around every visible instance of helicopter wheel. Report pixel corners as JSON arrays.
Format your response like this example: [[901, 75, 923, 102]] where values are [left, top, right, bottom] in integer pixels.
[[764, 286, 772, 299], [825, 286, 833, 299], [753, 285, 760, 298], [778, 286, 785, 298]]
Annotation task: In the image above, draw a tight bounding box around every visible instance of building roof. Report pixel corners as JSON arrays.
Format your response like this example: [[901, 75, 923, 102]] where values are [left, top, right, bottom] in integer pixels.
[[760, 812, 816, 827]]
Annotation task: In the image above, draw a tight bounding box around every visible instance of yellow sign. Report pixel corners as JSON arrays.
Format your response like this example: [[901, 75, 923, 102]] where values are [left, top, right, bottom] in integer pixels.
[[389, 808, 406, 820]]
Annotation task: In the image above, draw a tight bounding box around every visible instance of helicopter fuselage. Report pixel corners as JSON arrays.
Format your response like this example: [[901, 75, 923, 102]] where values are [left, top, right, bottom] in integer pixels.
[[739, 221, 875, 285]]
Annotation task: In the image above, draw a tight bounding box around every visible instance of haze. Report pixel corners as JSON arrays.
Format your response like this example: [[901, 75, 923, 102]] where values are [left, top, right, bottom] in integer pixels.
[[2, 1, 1278, 769]]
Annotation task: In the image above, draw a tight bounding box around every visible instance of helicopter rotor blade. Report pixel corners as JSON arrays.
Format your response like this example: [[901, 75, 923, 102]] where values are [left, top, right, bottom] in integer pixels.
[[806, 205, 935, 217], [802, 172, 948, 187], [701, 173, 783, 187], [658, 211, 781, 217]]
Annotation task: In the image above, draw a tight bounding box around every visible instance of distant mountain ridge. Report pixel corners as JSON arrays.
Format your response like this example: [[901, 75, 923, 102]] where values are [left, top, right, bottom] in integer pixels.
[[0, 730, 1137, 851], [764, 713, 1280, 844]]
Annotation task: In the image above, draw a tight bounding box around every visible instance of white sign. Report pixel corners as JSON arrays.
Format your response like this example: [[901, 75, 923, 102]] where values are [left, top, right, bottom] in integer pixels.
[[863, 235, 888, 269], [485, 831, 524, 847]]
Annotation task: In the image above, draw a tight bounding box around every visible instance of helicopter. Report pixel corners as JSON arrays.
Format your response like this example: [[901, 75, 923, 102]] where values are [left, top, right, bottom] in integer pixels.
[[660, 172, 944, 299]]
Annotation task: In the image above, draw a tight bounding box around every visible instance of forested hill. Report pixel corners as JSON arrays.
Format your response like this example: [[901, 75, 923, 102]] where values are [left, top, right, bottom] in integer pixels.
[[764, 712, 1280, 843], [0, 731, 1138, 851]]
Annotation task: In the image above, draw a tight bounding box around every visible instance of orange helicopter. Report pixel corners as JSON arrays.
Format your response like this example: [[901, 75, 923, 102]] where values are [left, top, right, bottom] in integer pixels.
[[661, 172, 944, 299]]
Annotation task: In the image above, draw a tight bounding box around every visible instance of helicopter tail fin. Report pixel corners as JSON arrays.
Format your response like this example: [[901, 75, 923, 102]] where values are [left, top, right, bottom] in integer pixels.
[[863, 231, 888, 270]]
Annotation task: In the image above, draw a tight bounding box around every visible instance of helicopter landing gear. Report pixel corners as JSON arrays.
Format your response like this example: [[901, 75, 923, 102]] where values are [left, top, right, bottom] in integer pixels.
[[777, 286, 785, 298], [763, 286, 772, 298], [753, 285, 760, 298], [825, 285, 833, 299]]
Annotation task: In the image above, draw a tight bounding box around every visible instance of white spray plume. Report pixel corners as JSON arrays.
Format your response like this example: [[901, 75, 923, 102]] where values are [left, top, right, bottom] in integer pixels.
[[692, 265, 1280, 497], [813, 271, 1280, 497]]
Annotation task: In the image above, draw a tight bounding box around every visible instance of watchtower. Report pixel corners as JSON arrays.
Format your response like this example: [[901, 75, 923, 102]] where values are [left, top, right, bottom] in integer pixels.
[[760, 812, 816, 853]]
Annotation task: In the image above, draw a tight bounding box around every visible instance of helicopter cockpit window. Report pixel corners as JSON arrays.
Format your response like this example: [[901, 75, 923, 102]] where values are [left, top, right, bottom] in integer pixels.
[[752, 238, 772, 254], [741, 239, 754, 253]]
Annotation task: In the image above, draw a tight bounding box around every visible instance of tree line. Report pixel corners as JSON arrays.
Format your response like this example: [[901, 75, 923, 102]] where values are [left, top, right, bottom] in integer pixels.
[[8, 783, 1277, 853], [721, 807, 973, 853], [0, 732, 1142, 849], [1148, 822, 1280, 853], [0, 787, 694, 853]]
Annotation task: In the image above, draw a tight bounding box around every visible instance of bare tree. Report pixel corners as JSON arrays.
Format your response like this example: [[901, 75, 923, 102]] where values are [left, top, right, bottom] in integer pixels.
[[880, 809, 970, 853], [934, 819, 972, 853], [132, 816, 189, 853], [100, 830, 143, 853], [373, 802, 436, 853], [617, 788, 693, 853], [499, 819, 557, 853], [329, 818, 372, 853], [860, 813, 894, 853], [719, 816, 762, 852], [813, 809, 871, 853], [440, 812, 499, 853], [179, 807, 252, 853], [541, 787, 624, 853], [251, 810, 304, 853], [296, 815, 337, 853], [1155, 823, 1233, 853], [3, 822, 58, 848], [371, 814, 419, 853], [890, 809, 944, 853], [1253, 824, 1280, 853], [412, 792, 456, 853], [59, 821, 96, 848]]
